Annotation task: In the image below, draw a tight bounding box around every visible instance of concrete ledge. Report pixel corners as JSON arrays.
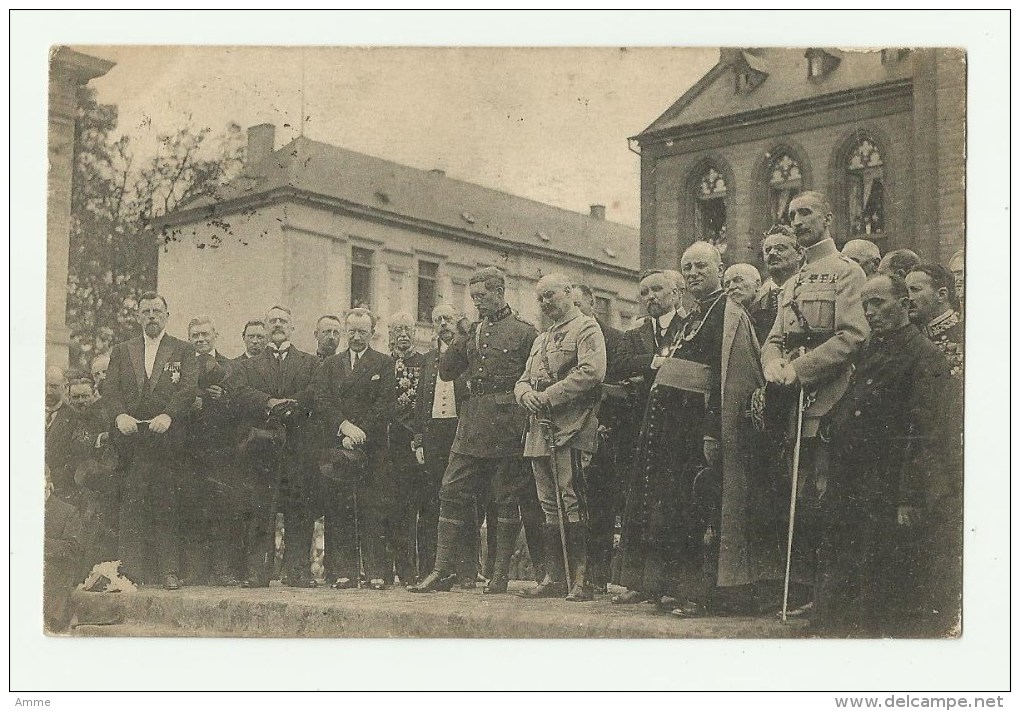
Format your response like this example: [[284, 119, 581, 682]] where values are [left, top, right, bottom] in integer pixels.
[[72, 582, 808, 639]]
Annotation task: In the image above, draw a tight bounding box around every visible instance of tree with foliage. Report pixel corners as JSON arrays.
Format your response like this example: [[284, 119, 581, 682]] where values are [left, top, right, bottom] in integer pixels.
[[66, 87, 245, 371]]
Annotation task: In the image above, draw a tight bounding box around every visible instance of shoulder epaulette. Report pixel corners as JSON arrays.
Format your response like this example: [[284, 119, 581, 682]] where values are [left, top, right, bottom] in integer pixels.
[[513, 313, 535, 328]]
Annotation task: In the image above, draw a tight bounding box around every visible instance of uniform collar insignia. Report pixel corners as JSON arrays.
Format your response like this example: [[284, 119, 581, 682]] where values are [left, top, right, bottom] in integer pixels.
[[928, 309, 960, 337], [803, 238, 837, 264], [488, 304, 512, 323]]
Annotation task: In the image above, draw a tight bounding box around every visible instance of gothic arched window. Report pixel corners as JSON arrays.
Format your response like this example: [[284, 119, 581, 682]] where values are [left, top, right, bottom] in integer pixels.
[[766, 152, 803, 226], [847, 137, 885, 236], [695, 166, 728, 254]]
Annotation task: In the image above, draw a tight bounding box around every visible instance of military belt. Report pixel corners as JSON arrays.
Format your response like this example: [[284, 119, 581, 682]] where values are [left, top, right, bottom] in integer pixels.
[[784, 330, 835, 351], [467, 377, 517, 397]]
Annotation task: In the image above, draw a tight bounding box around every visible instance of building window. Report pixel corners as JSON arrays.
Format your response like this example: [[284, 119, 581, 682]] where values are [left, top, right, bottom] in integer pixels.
[[767, 152, 803, 226], [695, 166, 728, 255], [417, 261, 439, 323], [593, 296, 612, 324], [804, 48, 841, 81], [847, 138, 885, 236], [351, 247, 374, 308]]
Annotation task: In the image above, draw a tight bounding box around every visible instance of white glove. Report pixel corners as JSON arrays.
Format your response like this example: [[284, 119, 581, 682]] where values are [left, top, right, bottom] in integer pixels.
[[415, 447, 425, 466], [149, 413, 172, 434], [339, 420, 367, 445], [115, 414, 138, 435]]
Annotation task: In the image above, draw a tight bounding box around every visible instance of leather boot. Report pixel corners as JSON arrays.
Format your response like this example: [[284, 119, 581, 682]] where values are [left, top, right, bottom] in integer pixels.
[[516, 523, 567, 598], [483, 516, 521, 594], [408, 516, 461, 593], [565, 522, 594, 602]]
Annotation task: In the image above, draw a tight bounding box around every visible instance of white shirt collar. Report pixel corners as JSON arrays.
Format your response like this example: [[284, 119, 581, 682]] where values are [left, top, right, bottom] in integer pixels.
[[656, 309, 677, 331]]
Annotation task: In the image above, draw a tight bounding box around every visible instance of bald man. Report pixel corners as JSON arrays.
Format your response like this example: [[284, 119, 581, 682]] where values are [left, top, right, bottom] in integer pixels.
[[514, 273, 606, 600], [723, 263, 762, 309], [618, 241, 778, 616], [841, 239, 882, 277]]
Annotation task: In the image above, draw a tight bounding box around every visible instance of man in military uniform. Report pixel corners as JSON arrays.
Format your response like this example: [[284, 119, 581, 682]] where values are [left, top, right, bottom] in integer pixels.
[[948, 250, 965, 311], [906, 264, 964, 379], [814, 275, 957, 637], [409, 267, 537, 594], [749, 225, 802, 344], [514, 274, 606, 601], [761, 191, 869, 615]]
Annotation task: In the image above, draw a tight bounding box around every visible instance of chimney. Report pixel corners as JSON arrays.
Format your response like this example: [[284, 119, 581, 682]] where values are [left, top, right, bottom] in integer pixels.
[[246, 123, 275, 168], [590, 204, 606, 221]]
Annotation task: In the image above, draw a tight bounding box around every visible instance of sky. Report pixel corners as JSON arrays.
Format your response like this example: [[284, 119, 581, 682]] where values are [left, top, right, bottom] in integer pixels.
[[74, 46, 719, 229]]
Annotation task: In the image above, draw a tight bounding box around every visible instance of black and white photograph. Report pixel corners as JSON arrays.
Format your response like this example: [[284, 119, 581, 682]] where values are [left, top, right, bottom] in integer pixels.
[[11, 8, 1010, 699]]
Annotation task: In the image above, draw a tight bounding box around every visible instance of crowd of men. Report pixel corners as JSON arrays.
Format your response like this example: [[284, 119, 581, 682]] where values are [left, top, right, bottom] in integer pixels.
[[44, 189, 964, 638]]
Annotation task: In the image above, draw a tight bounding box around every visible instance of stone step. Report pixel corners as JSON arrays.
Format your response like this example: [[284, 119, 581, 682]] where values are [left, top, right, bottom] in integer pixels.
[[71, 582, 808, 639]]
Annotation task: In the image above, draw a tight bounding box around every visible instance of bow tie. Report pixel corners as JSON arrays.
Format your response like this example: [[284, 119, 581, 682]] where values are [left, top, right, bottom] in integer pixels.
[[267, 344, 291, 360]]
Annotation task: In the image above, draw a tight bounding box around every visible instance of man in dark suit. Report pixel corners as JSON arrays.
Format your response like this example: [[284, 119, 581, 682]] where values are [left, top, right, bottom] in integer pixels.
[[180, 316, 245, 586], [412, 304, 470, 581], [314, 307, 397, 590], [409, 267, 537, 595], [103, 291, 198, 589], [234, 319, 267, 362], [621, 270, 685, 387], [229, 305, 320, 588]]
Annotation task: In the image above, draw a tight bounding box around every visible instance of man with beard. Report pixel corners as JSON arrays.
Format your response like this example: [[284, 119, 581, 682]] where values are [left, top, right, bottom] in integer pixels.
[[615, 242, 778, 615], [723, 263, 762, 310], [387, 311, 426, 585], [815, 275, 956, 636], [841, 239, 882, 277], [235, 319, 267, 362], [103, 292, 198, 589], [570, 283, 635, 594], [761, 191, 869, 617], [180, 316, 244, 586], [515, 274, 606, 601], [409, 267, 537, 595], [230, 305, 320, 588], [314, 315, 344, 363], [749, 226, 803, 344], [906, 264, 964, 379], [314, 308, 396, 590], [412, 304, 470, 582]]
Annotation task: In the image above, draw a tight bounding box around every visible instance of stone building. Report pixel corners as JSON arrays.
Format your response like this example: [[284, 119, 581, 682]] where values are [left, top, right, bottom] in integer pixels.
[[632, 48, 965, 270], [47, 47, 115, 368], [155, 125, 639, 354]]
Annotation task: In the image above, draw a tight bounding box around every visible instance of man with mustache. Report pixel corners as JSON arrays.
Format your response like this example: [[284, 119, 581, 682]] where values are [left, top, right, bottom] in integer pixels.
[[386, 311, 426, 586], [230, 305, 320, 588], [411, 304, 470, 582], [749, 225, 803, 344], [314, 308, 396, 590], [514, 273, 606, 600], [314, 315, 344, 363], [103, 291, 198, 589], [723, 263, 762, 310], [761, 191, 869, 617], [409, 267, 537, 595], [906, 264, 964, 379]]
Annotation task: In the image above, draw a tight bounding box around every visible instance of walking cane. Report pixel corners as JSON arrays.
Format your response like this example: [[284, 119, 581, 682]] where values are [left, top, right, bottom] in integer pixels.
[[781, 385, 806, 623], [540, 416, 572, 585]]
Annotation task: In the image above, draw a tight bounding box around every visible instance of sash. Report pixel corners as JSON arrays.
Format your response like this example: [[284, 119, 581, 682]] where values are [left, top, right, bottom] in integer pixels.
[[653, 358, 713, 396]]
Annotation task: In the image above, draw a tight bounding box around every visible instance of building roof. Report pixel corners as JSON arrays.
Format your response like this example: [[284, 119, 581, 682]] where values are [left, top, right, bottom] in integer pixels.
[[173, 136, 639, 273], [637, 48, 914, 140]]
